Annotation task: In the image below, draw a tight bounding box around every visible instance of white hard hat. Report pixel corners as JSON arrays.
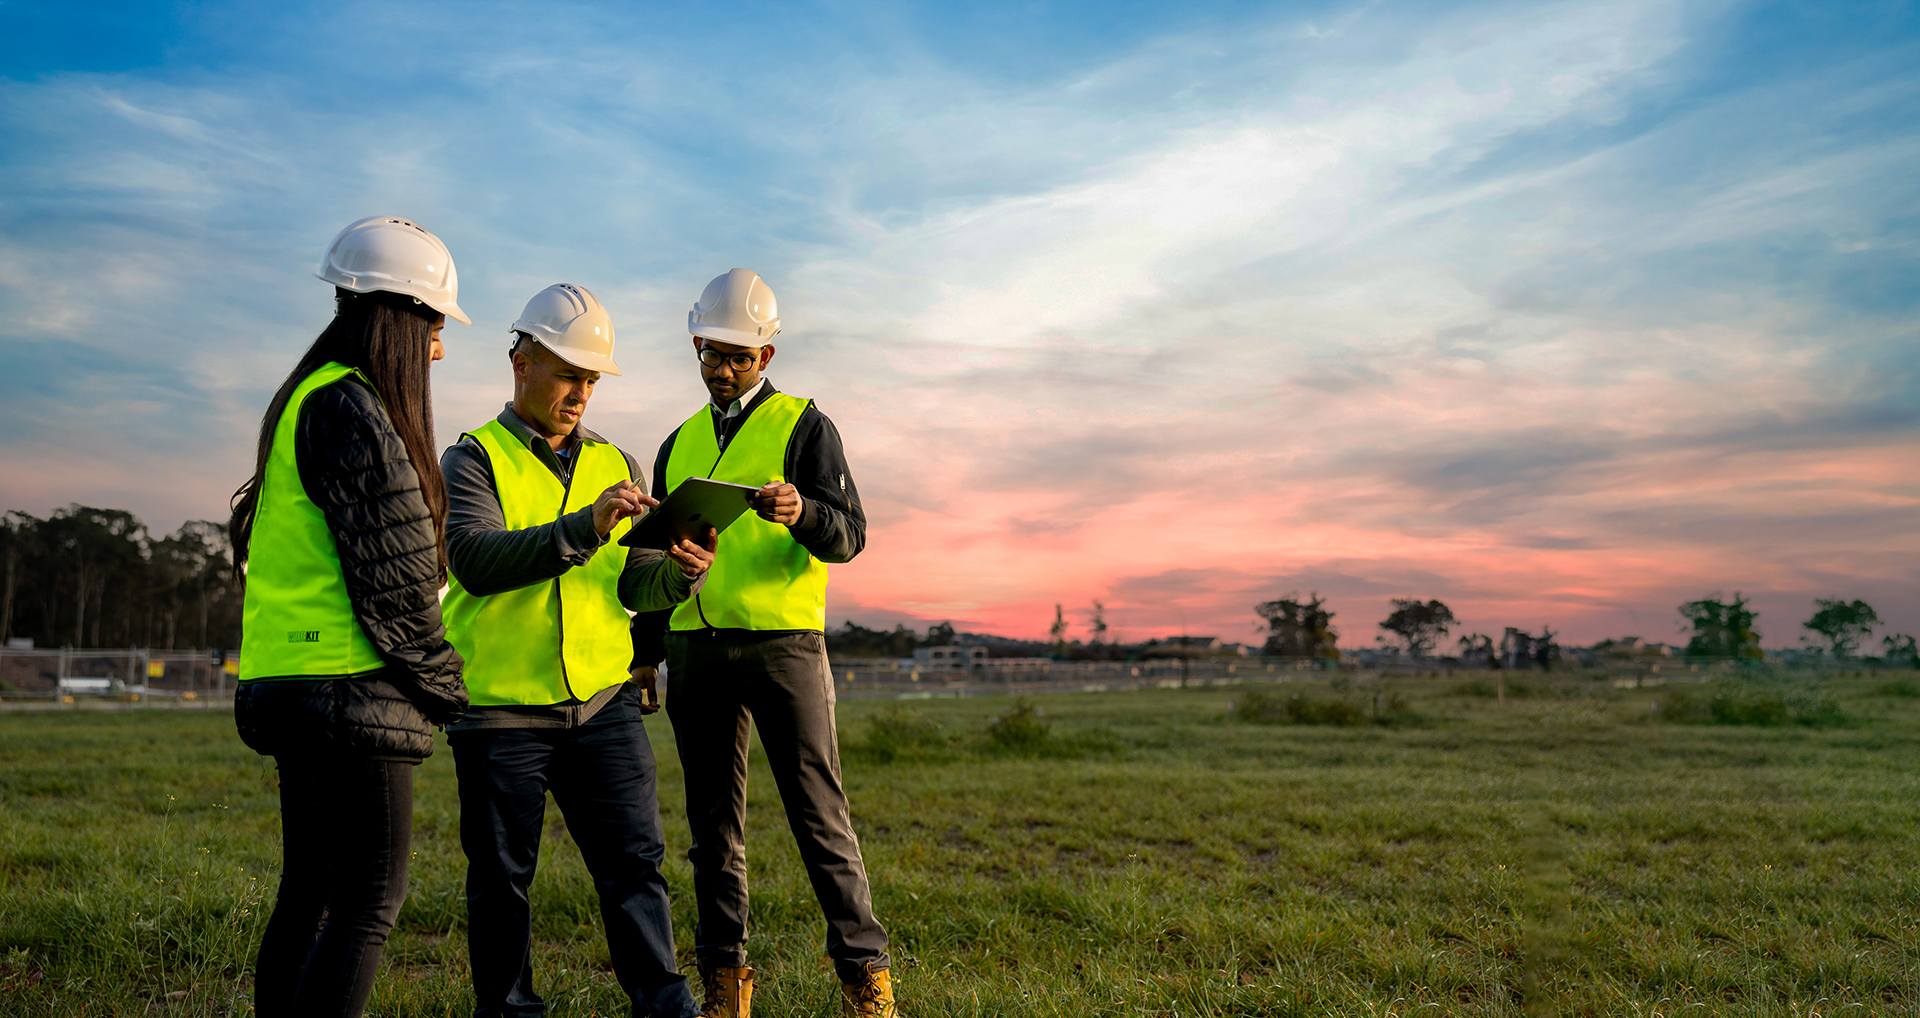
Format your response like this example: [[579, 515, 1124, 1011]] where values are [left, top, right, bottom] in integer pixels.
[[688, 268, 781, 347], [315, 216, 472, 325], [511, 283, 620, 376]]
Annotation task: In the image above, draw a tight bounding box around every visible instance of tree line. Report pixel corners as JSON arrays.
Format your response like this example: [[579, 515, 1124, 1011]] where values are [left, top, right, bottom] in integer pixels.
[[0, 506, 240, 651], [1245, 590, 1917, 666], [4, 500, 1911, 669]]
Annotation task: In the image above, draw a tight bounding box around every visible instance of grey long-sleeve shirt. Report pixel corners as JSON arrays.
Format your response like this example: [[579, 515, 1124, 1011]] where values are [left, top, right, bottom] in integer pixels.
[[440, 404, 701, 729]]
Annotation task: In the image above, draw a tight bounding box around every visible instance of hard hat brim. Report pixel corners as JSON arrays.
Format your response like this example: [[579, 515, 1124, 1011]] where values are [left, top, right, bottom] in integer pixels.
[[535, 339, 622, 377], [316, 274, 473, 325], [688, 323, 779, 348]]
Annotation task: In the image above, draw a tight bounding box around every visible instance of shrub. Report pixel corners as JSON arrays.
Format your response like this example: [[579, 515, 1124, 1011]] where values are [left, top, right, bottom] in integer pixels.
[[1654, 681, 1846, 727], [1448, 678, 1534, 698], [1230, 687, 1289, 723], [1872, 679, 1920, 698], [1710, 688, 1790, 726], [1230, 686, 1416, 726], [985, 699, 1055, 752], [861, 707, 952, 763], [1287, 693, 1368, 725]]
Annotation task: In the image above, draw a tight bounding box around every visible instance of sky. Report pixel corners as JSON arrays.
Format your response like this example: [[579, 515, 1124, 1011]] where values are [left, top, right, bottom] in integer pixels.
[[1, 0, 1916, 649]]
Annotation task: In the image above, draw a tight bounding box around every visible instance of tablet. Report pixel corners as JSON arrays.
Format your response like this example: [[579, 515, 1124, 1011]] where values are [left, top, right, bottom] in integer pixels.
[[618, 476, 759, 550]]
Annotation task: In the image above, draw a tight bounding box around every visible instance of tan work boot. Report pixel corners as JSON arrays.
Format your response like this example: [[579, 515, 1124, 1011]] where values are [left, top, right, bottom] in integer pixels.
[[699, 963, 753, 1018], [841, 966, 895, 1018]]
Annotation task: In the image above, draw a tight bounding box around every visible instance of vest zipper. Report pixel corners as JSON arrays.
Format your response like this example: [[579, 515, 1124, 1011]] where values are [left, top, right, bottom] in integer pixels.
[[683, 396, 806, 636], [555, 457, 579, 701], [695, 419, 737, 634]]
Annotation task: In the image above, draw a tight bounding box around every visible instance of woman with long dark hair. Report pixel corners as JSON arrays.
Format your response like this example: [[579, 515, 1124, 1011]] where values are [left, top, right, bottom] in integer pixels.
[[229, 216, 472, 1017]]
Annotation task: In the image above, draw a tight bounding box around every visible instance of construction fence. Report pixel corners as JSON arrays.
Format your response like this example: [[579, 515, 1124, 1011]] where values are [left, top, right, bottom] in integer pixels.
[[0, 647, 235, 707], [828, 657, 1321, 700], [0, 650, 1313, 709], [2, 647, 1863, 710]]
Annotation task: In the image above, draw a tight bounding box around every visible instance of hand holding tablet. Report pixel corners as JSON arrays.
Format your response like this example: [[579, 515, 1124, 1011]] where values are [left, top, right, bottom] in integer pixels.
[[619, 476, 759, 550]]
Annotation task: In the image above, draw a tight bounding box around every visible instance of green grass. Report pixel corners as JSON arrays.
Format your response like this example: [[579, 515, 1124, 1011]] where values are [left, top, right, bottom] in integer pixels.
[[3, 673, 1919, 1016]]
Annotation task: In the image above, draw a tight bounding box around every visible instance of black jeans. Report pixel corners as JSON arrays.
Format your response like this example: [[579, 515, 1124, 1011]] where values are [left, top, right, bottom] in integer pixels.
[[255, 755, 413, 1018], [450, 700, 696, 1018], [665, 631, 889, 983]]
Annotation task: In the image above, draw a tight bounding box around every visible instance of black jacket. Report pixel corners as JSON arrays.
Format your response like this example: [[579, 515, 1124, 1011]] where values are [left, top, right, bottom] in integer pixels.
[[235, 377, 468, 761], [631, 380, 865, 662]]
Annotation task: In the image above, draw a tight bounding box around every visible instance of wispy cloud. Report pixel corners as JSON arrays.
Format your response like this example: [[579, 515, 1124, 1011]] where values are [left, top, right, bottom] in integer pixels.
[[0, 0, 1914, 646]]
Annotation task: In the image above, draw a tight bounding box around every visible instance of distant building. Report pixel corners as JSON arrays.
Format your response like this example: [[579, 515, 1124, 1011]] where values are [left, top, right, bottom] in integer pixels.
[[913, 645, 985, 669], [977, 657, 1055, 673], [1143, 636, 1241, 657], [1502, 628, 1535, 670], [1579, 637, 1679, 665]]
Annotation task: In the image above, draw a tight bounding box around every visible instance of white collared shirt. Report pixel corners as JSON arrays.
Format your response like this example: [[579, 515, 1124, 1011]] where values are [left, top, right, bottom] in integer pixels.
[[711, 377, 768, 420]]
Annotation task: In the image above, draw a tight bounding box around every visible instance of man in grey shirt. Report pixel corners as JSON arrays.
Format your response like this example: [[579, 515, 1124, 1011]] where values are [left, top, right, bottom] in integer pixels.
[[441, 405, 695, 725], [439, 283, 713, 1018]]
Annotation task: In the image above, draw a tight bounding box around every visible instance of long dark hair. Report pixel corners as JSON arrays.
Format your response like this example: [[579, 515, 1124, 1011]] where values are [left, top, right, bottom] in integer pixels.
[[230, 288, 448, 581]]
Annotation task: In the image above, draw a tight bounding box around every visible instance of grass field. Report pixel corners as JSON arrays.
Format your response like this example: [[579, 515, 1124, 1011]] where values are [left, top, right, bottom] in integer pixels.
[[2, 671, 1918, 1016]]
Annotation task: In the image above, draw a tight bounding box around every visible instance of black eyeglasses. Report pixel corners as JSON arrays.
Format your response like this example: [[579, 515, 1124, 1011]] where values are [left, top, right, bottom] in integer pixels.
[[698, 347, 760, 372]]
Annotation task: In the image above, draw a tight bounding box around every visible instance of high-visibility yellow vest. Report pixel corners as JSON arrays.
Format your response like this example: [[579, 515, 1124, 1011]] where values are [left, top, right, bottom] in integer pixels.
[[240, 362, 387, 682], [442, 419, 636, 705], [664, 393, 828, 632]]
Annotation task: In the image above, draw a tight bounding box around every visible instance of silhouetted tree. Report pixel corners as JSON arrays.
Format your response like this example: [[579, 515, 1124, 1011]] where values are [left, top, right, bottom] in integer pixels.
[[0, 512, 23, 645], [1678, 593, 1762, 660], [1456, 633, 1496, 666], [1049, 603, 1069, 656], [1379, 598, 1455, 659], [1882, 633, 1919, 669], [825, 620, 920, 659], [0, 505, 239, 650], [1533, 625, 1559, 670], [1802, 599, 1879, 658], [1255, 592, 1338, 661], [1089, 601, 1108, 644]]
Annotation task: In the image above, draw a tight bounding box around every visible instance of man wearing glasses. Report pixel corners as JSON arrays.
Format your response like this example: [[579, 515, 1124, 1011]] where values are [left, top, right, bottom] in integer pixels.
[[637, 268, 890, 1018]]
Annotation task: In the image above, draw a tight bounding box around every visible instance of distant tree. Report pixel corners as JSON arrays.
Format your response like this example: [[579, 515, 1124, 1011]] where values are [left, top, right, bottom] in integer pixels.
[[0, 512, 23, 644], [1049, 603, 1068, 656], [1533, 625, 1559, 670], [1802, 599, 1879, 659], [1678, 593, 1762, 660], [923, 620, 957, 646], [1379, 598, 1455, 659], [1255, 592, 1338, 661], [1456, 633, 1496, 666], [825, 620, 920, 659], [40, 507, 146, 647], [177, 520, 239, 649], [0, 505, 242, 650], [1882, 633, 1919, 669], [1089, 601, 1109, 644]]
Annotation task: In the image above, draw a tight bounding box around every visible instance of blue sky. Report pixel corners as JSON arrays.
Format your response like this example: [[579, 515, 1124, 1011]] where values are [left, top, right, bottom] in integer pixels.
[[2, 0, 1916, 645]]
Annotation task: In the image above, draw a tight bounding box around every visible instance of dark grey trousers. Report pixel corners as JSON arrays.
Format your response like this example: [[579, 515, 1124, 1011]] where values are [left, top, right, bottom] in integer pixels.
[[665, 631, 889, 983]]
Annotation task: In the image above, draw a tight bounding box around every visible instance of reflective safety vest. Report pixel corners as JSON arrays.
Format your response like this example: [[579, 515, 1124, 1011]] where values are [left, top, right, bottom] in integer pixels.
[[240, 362, 387, 682], [664, 392, 827, 632], [442, 419, 636, 705]]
